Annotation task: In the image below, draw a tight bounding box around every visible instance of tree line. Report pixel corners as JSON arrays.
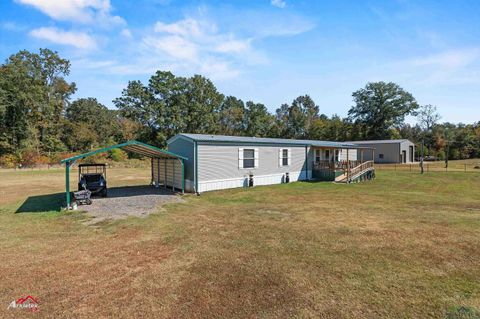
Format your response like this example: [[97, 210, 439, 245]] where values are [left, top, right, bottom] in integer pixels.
[[0, 48, 479, 167]]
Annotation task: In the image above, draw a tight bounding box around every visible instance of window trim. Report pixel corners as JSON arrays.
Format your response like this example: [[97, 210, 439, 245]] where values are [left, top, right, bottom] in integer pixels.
[[279, 148, 291, 167], [239, 148, 258, 169]]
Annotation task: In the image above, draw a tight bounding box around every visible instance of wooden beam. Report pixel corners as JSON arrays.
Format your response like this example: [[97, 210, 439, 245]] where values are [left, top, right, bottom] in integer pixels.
[[346, 149, 350, 182]]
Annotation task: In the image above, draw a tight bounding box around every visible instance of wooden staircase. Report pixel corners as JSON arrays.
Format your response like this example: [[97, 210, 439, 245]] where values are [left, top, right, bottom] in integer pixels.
[[335, 161, 375, 183]]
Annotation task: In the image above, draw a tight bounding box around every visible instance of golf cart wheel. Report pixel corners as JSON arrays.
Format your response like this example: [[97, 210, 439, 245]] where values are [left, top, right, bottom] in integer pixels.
[[86, 199, 92, 205], [101, 189, 107, 197]]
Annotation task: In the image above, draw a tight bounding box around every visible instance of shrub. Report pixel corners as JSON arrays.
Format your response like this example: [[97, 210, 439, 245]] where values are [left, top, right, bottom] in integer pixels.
[[0, 154, 19, 168], [50, 152, 79, 165], [445, 306, 480, 319], [109, 148, 128, 162], [82, 152, 108, 164], [20, 149, 50, 166]]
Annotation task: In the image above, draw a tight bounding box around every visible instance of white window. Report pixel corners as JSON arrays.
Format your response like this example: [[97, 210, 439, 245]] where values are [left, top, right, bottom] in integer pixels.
[[315, 149, 321, 162], [324, 149, 330, 161], [279, 148, 291, 167], [239, 148, 258, 169], [335, 150, 339, 162]]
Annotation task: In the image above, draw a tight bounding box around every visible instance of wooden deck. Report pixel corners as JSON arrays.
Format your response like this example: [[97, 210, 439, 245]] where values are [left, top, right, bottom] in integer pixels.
[[312, 160, 375, 183]]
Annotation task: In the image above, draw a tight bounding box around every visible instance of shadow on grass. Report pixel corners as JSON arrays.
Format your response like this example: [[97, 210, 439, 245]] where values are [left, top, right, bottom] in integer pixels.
[[14, 186, 175, 214], [102, 185, 175, 198], [15, 192, 65, 213]]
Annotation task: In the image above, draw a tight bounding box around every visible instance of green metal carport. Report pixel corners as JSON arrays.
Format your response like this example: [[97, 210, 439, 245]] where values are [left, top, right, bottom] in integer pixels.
[[60, 140, 187, 209]]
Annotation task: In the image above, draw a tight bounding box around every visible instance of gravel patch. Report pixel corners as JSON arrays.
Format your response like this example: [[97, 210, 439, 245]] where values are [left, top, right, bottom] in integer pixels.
[[77, 185, 184, 225]]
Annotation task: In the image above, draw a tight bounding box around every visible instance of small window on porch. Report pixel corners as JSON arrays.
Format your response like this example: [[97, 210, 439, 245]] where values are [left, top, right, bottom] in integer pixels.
[[335, 150, 339, 162], [315, 149, 321, 162], [325, 149, 330, 161]]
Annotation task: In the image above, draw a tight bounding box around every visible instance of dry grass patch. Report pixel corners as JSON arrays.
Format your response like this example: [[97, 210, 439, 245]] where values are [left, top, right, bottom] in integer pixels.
[[0, 168, 480, 318]]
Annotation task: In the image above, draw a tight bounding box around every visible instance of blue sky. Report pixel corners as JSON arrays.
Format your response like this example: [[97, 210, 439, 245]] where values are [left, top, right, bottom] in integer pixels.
[[1, 0, 480, 123]]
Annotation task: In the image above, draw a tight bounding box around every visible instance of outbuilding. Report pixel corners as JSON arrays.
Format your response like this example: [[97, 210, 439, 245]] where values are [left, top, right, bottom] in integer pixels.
[[348, 139, 415, 164]]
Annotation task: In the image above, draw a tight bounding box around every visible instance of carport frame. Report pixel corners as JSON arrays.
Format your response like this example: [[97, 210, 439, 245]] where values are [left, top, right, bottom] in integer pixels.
[[60, 141, 187, 209]]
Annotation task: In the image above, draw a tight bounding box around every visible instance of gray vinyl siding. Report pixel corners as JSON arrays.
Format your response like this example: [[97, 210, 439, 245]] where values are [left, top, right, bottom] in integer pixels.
[[197, 144, 308, 181], [167, 137, 195, 181]]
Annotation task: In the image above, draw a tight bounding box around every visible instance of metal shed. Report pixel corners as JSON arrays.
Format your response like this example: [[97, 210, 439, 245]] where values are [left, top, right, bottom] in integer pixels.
[[60, 141, 187, 208]]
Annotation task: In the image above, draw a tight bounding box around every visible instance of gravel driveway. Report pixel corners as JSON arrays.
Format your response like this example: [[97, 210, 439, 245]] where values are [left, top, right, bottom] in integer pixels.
[[78, 185, 184, 225]]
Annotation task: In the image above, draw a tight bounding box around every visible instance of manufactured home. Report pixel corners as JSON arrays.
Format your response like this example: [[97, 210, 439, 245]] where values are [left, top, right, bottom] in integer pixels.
[[348, 139, 415, 164], [167, 134, 375, 193]]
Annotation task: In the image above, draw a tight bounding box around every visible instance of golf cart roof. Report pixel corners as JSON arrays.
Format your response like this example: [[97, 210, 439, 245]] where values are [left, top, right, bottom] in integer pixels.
[[79, 163, 106, 167]]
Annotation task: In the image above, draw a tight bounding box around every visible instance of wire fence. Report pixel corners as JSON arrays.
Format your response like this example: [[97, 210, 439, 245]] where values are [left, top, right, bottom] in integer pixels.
[[375, 162, 480, 173]]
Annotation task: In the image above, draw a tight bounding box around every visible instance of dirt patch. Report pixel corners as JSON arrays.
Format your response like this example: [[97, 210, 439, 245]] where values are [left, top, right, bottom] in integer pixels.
[[77, 185, 184, 225]]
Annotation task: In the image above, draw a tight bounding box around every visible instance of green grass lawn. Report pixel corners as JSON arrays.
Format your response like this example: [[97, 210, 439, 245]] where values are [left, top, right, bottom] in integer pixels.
[[0, 169, 479, 318]]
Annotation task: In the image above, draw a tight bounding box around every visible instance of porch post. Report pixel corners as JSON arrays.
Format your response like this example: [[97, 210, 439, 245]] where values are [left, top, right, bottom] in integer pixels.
[[346, 149, 350, 182]]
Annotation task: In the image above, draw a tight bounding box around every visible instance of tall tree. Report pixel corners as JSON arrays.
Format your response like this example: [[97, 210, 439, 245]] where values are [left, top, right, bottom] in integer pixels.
[[0, 49, 76, 154], [244, 101, 275, 137], [218, 96, 245, 135], [115, 72, 224, 147], [417, 104, 441, 131], [275, 95, 319, 139], [184, 75, 224, 134], [65, 98, 117, 147], [348, 82, 419, 139]]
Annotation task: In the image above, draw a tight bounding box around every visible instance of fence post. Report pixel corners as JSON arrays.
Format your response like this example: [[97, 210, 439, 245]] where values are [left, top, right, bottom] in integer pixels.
[[465, 164, 467, 173]]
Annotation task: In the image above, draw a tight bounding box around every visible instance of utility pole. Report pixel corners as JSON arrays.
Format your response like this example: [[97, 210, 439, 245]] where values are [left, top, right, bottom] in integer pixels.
[[420, 139, 424, 174], [445, 140, 450, 170]]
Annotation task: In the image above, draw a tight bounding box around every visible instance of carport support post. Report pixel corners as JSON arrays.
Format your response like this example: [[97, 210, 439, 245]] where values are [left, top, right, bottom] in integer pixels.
[[180, 159, 185, 194], [164, 158, 167, 189], [172, 158, 175, 191], [65, 161, 71, 209]]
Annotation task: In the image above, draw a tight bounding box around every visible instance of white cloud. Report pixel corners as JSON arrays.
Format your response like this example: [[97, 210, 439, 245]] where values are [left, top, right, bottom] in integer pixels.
[[29, 27, 97, 50], [120, 28, 132, 38], [154, 18, 207, 38], [271, 0, 286, 9], [138, 17, 260, 79], [68, 10, 311, 83], [409, 49, 479, 69], [1, 21, 27, 32], [142, 35, 199, 61], [15, 0, 125, 26], [215, 39, 251, 53]]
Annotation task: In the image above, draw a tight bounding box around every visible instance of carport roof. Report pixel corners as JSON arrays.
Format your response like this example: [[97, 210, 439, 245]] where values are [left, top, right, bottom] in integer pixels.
[[60, 140, 187, 164]]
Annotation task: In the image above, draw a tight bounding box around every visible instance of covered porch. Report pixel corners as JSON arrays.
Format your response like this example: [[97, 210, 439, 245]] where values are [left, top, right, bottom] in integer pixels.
[[311, 146, 375, 183]]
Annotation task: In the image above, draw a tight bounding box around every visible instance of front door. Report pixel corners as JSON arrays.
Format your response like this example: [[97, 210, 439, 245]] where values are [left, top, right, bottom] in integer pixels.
[[402, 150, 407, 163]]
